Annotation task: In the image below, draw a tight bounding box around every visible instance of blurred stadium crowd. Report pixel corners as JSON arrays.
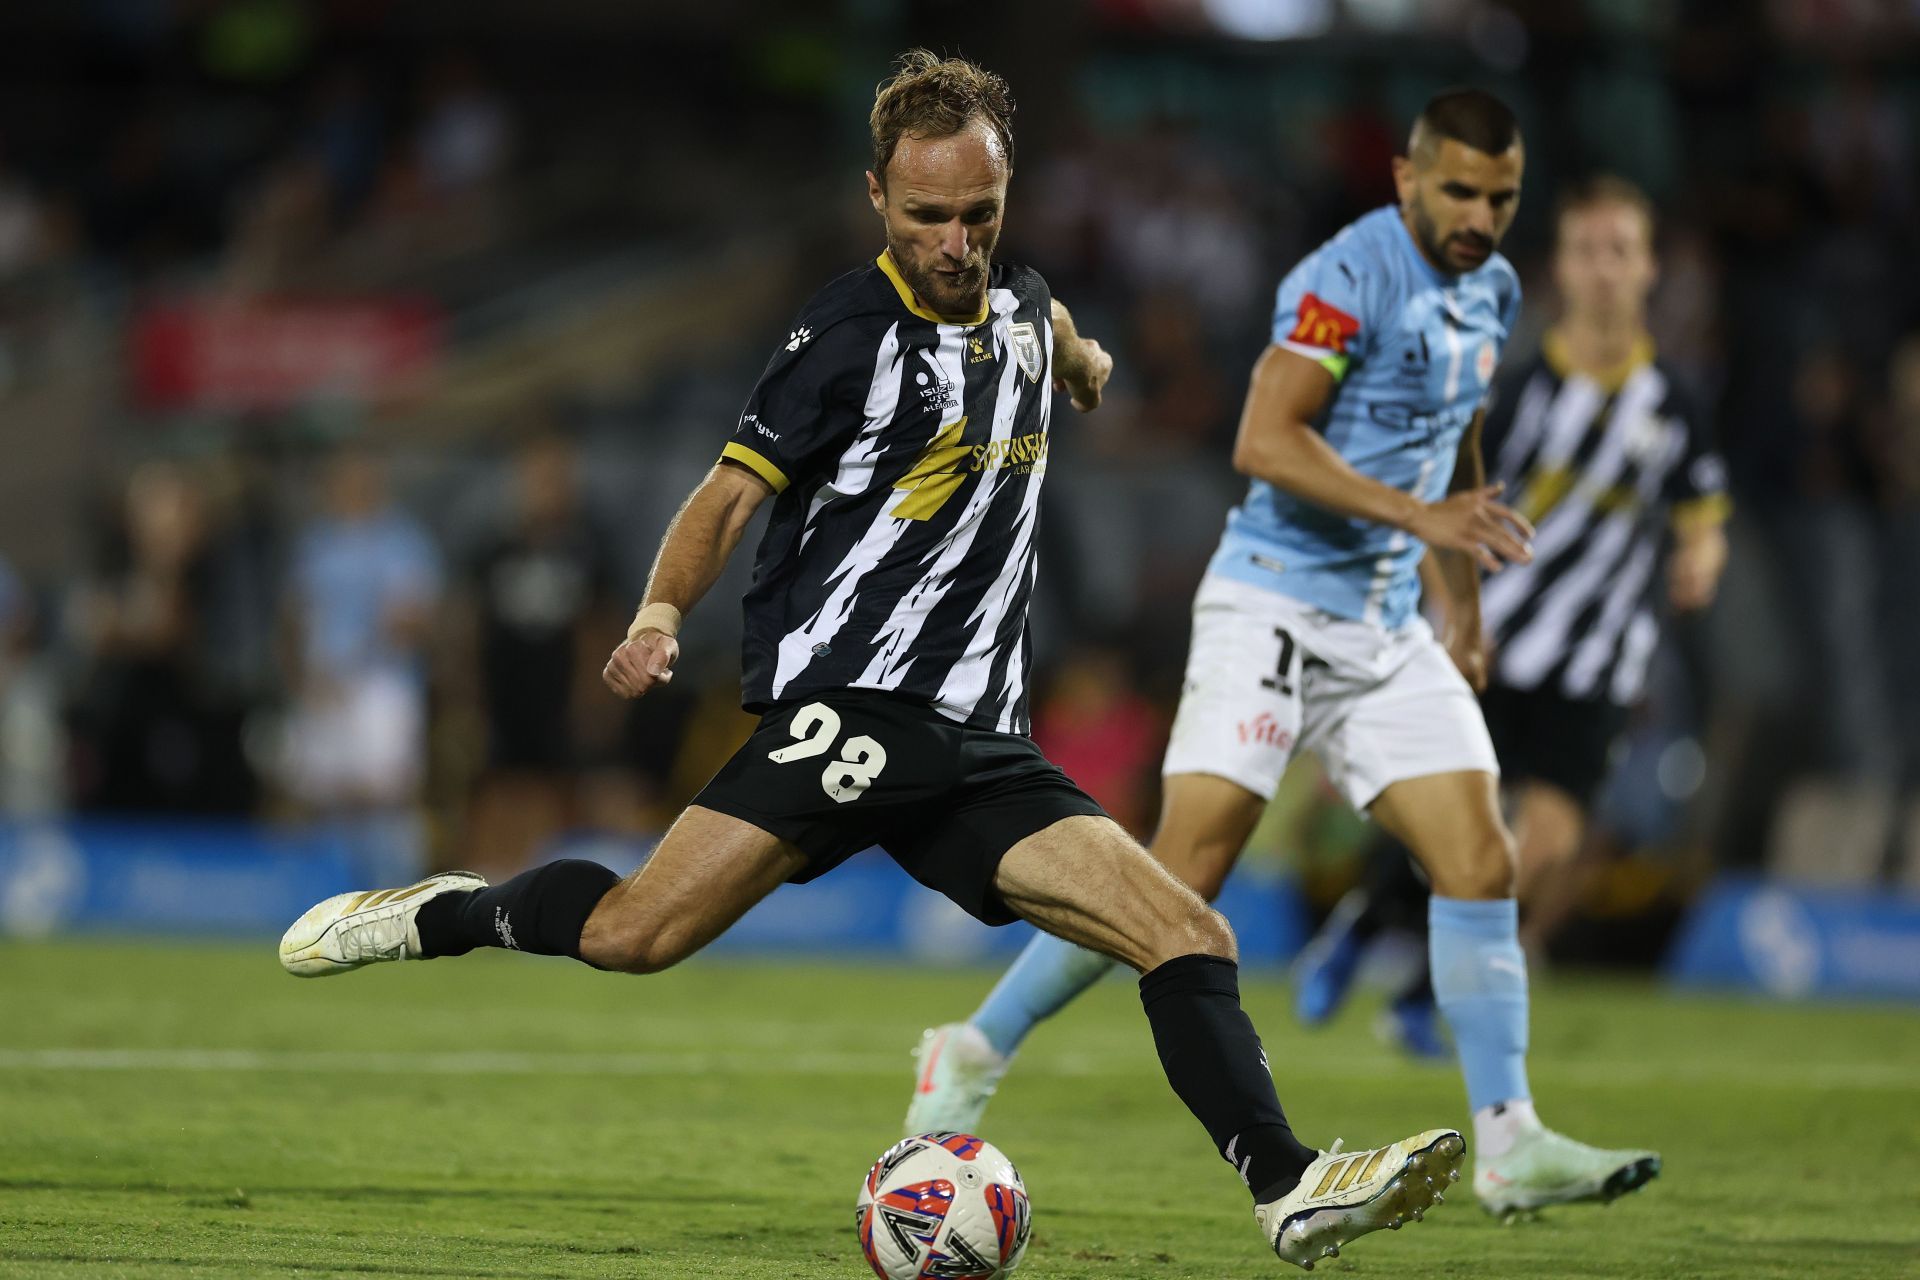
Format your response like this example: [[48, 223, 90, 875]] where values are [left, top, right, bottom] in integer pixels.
[[0, 1, 1916, 926]]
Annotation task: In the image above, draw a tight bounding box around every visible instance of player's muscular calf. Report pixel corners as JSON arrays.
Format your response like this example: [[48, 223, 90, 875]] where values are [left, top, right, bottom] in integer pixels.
[[578, 806, 807, 973]]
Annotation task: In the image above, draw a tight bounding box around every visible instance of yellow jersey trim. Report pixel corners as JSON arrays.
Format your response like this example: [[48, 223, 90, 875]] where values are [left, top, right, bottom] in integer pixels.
[[1542, 328, 1657, 395], [1671, 492, 1732, 529], [720, 442, 790, 493], [876, 251, 990, 327]]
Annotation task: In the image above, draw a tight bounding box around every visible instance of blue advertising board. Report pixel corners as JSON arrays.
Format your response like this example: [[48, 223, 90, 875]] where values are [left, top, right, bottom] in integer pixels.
[[1665, 875, 1920, 1001], [0, 820, 361, 936], [0, 821, 1313, 964]]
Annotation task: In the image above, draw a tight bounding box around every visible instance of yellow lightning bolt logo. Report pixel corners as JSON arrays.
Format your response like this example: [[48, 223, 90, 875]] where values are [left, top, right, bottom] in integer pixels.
[[890, 416, 970, 521]]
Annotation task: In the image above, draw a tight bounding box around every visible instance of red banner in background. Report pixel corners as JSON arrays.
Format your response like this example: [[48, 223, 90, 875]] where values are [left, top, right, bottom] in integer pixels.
[[131, 296, 445, 413]]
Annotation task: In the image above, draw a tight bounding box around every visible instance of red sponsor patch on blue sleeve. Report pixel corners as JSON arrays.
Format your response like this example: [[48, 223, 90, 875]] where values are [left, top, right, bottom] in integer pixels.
[[1286, 292, 1362, 352]]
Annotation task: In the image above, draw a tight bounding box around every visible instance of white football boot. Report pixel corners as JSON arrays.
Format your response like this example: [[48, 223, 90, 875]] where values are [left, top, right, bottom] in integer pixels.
[[903, 1023, 1010, 1137], [278, 872, 488, 977], [1474, 1128, 1660, 1220], [1255, 1129, 1465, 1270]]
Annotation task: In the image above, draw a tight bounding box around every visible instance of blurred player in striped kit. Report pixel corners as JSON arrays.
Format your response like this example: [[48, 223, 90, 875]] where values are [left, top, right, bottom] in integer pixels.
[[1293, 175, 1730, 1063]]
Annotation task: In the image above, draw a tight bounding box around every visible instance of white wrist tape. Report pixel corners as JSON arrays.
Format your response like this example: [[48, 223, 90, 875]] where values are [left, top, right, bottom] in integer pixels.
[[626, 602, 682, 642]]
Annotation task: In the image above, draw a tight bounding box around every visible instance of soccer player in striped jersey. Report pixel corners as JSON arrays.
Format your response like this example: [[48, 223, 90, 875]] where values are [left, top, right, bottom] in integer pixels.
[[911, 91, 1665, 1221], [1294, 176, 1729, 1060], [277, 51, 1466, 1270]]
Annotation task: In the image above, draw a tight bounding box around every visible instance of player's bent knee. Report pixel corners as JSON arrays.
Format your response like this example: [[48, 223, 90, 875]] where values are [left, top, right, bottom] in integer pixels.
[[1447, 831, 1518, 899], [1192, 905, 1238, 962], [1424, 824, 1517, 900]]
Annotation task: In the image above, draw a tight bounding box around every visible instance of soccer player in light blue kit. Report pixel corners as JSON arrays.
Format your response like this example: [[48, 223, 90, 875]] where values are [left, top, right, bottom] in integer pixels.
[[908, 90, 1661, 1221]]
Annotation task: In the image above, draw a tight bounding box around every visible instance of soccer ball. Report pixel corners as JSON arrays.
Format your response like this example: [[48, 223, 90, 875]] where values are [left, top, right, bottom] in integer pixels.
[[855, 1131, 1031, 1279]]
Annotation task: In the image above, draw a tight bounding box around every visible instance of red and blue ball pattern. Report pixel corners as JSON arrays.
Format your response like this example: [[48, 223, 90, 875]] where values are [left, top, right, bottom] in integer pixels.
[[931, 1132, 986, 1161], [983, 1182, 1032, 1265], [856, 1133, 1030, 1280]]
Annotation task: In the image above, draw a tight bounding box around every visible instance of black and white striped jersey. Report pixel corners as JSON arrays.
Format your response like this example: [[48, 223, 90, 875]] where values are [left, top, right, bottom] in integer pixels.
[[720, 253, 1057, 734], [1479, 334, 1729, 706]]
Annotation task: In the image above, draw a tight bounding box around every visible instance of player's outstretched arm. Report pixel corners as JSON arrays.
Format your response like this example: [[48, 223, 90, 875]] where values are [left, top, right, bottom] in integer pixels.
[[1232, 345, 1534, 571], [1050, 298, 1112, 411], [602, 462, 773, 700]]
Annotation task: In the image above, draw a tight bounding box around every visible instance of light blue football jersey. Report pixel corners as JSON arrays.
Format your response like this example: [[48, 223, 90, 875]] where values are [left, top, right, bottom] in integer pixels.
[[1207, 205, 1521, 628]]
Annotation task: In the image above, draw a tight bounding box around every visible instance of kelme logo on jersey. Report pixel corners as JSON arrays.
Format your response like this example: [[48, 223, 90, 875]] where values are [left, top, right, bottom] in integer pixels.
[[1009, 322, 1043, 382], [1288, 292, 1362, 353]]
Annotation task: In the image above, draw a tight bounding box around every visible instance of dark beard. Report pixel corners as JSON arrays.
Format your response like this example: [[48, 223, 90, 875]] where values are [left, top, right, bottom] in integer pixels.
[[1409, 201, 1492, 274], [887, 237, 989, 316]]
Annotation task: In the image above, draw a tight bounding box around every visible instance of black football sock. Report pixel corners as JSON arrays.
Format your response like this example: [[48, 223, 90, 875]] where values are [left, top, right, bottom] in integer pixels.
[[413, 859, 621, 962], [1319, 851, 1400, 951], [1357, 834, 1430, 938], [1139, 954, 1318, 1203], [1372, 835, 1436, 1005]]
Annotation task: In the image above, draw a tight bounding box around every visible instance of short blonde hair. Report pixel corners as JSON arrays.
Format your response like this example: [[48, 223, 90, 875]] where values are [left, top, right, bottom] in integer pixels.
[[869, 49, 1015, 182]]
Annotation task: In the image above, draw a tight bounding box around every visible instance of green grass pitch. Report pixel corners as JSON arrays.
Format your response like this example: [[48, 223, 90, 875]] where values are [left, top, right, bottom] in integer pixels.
[[1, 939, 1916, 1278]]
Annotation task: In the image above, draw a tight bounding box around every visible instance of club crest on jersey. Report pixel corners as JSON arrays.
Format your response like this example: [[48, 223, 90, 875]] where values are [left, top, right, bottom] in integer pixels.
[[1476, 339, 1498, 385], [1288, 292, 1361, 353], [1009, 322, 1043, 383]]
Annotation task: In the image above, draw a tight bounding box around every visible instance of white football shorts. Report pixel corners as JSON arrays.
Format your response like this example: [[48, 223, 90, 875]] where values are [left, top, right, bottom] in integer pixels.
[[1162, 574, 1498, 810]]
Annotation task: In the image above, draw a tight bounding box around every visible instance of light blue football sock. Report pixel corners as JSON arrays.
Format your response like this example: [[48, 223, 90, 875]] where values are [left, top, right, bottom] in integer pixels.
[[1429, 896, 1532, 1112], [969, 931, 1117, 1058]]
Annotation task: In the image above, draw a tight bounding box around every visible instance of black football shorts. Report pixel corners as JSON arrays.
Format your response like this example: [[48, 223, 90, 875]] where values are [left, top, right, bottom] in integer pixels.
[[1480, 682, 1627, 807], [691, 690, 1107, 925]]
